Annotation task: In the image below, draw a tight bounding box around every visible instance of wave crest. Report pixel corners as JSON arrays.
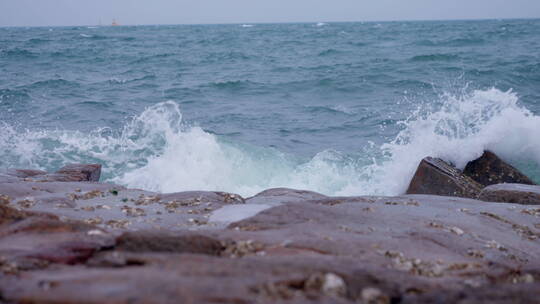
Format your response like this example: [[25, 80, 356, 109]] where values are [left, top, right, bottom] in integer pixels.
[[1, 88, 539, 197]]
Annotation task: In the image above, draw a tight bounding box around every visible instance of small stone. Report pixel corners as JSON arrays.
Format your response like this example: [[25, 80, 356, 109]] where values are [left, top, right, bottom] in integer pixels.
[[17, 197, 36, 208], [450, 227, 464, 236], [85, 217, 103, 225], [0, 195, 11, 205], [361, 287, 389, 304], [467, 249, 485, 258], [87, 229, 106, 236], [485, 240, 507, 251], [321, 273, 347, 297]]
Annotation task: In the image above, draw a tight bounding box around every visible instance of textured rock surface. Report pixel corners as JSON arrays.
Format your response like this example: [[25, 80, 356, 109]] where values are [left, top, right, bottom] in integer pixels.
[[479, 183, 540, 205], [464, 151, 536, 186], [406, 157, 483, 198], [55, 163, 102, 182], [1, 164, 540, 303]]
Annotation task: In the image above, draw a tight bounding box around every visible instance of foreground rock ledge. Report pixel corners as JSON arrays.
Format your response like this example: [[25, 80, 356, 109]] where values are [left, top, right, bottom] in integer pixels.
[[0, 166, 539, 303]]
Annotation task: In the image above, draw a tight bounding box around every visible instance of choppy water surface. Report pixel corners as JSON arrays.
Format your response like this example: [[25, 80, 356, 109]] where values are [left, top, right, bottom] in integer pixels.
[[1, 20, 539, 196]]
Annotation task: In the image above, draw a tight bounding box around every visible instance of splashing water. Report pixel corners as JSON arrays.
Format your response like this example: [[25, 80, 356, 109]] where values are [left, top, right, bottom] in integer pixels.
[[1, 88, 539, 197]]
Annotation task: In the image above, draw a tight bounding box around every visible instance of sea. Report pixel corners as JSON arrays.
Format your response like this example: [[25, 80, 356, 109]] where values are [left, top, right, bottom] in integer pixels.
[[1, 19, 539, 197]]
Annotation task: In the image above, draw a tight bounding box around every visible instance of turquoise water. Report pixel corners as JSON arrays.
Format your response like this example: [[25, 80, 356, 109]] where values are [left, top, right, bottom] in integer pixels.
[[1, 20, 540, 196]]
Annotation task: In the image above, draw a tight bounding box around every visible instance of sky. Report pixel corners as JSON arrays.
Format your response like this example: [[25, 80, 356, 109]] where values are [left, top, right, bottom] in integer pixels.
[[1, 0, 540, 27]]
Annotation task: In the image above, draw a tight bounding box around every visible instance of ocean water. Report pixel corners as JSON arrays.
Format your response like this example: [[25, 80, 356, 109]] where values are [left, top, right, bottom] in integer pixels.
[[1, 20, 539, 197]]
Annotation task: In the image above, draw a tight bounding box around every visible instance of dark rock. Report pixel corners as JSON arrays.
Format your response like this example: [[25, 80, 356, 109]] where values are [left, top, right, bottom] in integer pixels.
[[116, 230, 224, 255], [464, 151, 536, 186], [479, 183, 540, 205], [55, 163, 102, 182], [406, 157, 482, 198]]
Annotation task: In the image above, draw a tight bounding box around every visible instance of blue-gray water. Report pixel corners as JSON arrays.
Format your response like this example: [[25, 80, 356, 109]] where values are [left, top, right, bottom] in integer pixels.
[[1, 20, 540, 196]]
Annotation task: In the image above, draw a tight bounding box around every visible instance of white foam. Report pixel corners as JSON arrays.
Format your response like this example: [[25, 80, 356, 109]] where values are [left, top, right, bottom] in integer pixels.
[[1, 88, 539, 198], [359, 88, 540, 195]]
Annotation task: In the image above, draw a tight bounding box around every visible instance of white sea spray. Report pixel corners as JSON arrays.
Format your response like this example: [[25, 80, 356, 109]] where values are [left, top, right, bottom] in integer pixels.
[[1, 88, 539, 197]]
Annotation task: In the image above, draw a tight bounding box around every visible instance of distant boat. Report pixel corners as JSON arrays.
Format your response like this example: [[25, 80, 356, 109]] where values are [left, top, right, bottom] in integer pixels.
[[112, 19, 119, 26]]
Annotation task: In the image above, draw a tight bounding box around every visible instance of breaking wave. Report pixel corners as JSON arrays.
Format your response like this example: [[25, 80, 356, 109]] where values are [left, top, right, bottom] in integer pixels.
[[0, 88, 539, 197]]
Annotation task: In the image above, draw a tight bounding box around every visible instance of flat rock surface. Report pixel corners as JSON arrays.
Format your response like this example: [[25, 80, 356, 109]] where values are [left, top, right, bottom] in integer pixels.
[[1, 170, 539, 303], [479, 183, 540, 205], [0, 181, 246, 231]]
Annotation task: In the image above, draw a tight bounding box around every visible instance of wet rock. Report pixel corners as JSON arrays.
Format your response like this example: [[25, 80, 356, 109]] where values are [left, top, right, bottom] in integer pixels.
[[116, 230, 224, 255], [406, 157, 482, 198], [464, 151, 536, 186], [479, 183, 540, 205], [55, 163, 102, 182]]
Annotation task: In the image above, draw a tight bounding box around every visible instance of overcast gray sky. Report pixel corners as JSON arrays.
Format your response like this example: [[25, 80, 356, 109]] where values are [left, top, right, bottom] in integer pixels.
[[1, 0, 540, 27]]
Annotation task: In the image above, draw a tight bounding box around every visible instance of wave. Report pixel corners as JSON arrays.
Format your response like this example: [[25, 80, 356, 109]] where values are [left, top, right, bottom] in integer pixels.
[[304, 105, 356, 115], [362, 88, 540, 194], [1, 48, 37, 59], [1, 88, 539, 197], [0, 89, 31, 104], [27, 38, 51, 45], [79, 34, 107, 40], [318, 49, 341, 57], [207, 80, 258, 91], [410, 54, 460, 62], [24, 79, 80, 90]]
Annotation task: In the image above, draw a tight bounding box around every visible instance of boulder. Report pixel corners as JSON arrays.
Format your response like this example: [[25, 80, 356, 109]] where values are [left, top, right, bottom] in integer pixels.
[[55, 163, 102, 182], [479, 183, 540, 205], [464, 151, 535, 186], [406, 157, 482, 198]]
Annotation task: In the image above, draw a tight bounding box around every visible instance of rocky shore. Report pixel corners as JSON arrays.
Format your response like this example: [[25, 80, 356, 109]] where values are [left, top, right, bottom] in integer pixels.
[[1, 152, 539, 303]]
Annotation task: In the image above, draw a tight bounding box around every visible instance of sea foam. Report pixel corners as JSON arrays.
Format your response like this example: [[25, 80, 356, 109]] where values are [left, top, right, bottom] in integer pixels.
[[1, 88, 539, 197]]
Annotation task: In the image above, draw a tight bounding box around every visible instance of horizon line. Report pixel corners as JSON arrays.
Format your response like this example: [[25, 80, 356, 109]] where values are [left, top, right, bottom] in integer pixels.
[[1, 16, 539, 28]]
